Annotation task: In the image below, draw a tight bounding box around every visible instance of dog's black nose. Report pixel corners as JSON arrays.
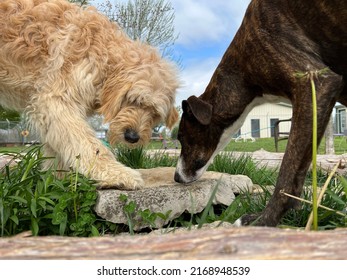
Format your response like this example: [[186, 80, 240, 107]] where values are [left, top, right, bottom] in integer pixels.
[[124, 129, 140, 143], [174, 171, 183, 183]]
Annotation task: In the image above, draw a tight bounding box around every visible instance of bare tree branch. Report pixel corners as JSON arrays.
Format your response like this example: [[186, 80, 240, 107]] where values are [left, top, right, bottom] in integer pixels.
[[68, 0, 89, 7], [99, 0, 180, 64]]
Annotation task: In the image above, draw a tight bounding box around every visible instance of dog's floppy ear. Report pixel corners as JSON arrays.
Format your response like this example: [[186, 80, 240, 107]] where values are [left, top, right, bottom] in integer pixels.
[[99, 82, 132, 123], [165, 107, 179, 129], [182, 96, 212, 125]]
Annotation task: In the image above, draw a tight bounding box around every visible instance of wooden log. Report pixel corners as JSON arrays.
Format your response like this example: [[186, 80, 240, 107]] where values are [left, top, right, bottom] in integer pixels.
[[1, 227, 347, 260]]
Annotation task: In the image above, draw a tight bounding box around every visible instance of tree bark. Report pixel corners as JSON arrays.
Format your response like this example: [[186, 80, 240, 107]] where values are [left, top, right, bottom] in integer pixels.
[[1, 227, 347, 260]]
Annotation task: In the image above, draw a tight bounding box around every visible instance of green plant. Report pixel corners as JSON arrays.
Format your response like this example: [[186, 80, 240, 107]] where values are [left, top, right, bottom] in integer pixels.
[[0, 145, 112, 237], [115, 145, 177, 168], [1, 142, 346, 237], [170, 126, 179, 140], [119, 194, 171, 234], [310, 71, 319, 230], [295, 68, 329, 230], [281, 174, 347, 229], [197, 182, 220, 229], [208, 153, 277, 186], [115, 145, 146, 169], [215, 171, 347, 230], [143, 151, 177, 168]]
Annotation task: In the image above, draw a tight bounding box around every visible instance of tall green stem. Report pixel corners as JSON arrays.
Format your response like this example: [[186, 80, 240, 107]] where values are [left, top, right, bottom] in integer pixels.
[[310, 74, 318, 231]]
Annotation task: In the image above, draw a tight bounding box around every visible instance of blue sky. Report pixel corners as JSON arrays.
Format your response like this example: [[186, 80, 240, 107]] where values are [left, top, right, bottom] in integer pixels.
[[90, 0, 251, 106]]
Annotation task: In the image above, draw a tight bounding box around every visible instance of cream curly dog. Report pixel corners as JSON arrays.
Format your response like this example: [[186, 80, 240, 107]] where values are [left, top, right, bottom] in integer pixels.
[[0, 0, 179, 189]]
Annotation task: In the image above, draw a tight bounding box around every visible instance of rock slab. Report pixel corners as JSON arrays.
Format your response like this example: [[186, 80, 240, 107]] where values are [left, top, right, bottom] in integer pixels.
[[95, 167, 253, 230]]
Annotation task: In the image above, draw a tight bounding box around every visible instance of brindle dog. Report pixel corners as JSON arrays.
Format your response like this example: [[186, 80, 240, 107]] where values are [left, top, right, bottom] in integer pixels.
[[174, 0, 347, 226]]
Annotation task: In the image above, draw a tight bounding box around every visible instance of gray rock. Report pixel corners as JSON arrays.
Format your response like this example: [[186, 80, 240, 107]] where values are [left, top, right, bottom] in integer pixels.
[[95, 167, 253, 230]]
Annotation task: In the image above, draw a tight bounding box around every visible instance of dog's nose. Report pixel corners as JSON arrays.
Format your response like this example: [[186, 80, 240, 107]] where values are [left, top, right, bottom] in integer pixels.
[[124, 129, 140, 143], [174, 171, 183, 183]]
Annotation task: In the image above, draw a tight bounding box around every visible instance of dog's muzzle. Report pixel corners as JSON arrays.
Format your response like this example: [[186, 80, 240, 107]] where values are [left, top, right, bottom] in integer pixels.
[[174, 171, 184, 183], [124, 129, 140, 144]]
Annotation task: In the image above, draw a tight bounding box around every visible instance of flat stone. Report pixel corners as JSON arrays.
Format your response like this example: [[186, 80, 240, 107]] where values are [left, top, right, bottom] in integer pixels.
[[95, 167, 253, 230]]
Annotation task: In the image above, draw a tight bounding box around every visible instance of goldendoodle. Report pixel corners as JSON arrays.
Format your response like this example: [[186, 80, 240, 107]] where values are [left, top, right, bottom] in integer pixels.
[[0, 0, 179, 189]]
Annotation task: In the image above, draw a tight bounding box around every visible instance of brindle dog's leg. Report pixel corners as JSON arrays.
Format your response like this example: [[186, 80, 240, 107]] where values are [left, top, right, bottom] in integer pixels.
[[242, 70, 344, 226]]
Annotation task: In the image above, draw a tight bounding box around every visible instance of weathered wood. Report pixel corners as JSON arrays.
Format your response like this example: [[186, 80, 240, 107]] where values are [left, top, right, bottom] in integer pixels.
[[1, 227, 347, 260]]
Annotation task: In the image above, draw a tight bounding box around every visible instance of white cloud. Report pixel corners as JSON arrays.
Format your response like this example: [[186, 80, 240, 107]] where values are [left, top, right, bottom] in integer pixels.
[[172, 0, 250, 106], [172, 0, 250, 47], [176, 57, 220, 106], [90, 0, 251, 108]]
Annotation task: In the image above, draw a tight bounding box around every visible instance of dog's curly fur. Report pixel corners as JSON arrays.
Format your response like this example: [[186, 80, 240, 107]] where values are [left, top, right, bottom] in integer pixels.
[[0, 0, 179, 189]]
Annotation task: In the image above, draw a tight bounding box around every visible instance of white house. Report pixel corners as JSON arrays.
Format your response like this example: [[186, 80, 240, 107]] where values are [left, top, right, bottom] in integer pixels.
[[335, 104, 347, 135], [235, 102, 292, 139]]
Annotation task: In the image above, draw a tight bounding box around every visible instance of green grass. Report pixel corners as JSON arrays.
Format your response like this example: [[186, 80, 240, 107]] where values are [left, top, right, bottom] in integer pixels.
[[0, 145, 32, 153], [223, 136, 347, 154], [129, 136, 347, 154], [2, 136, 347, 154], [208, 153, 277, 186], [0, 144, 346, 237], [197, 171, 347, 230], [115, 145, 177, 168]]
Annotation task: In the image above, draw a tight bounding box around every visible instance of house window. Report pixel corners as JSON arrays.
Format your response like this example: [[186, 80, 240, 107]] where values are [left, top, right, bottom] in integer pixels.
[[337, 108, 346, 134], [251, 119, 260, 138], [270, 118, 279, 137]]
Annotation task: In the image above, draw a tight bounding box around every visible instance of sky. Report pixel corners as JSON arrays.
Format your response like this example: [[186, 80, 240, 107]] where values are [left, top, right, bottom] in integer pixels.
[[90, 0, 251, 106]]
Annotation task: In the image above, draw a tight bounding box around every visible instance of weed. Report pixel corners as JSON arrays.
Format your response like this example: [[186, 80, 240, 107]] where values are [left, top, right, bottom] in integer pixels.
[[295, 68, 331, 230], [115, 145, 146, 169], [0, 145, 111, 237], [119, 194, 172, 233], [1, 143, 346, 237], [208, 153, 277, 186], [115, 145, 177, 168]]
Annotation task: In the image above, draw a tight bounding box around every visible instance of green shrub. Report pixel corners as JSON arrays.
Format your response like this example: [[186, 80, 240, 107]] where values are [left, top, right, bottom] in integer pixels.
[[208, 153, 277, 186], [0, 145, 114, 237], [1, 145, 346, 237]]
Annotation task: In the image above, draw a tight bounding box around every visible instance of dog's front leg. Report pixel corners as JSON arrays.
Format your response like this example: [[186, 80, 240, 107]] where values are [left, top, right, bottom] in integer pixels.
[[242, 71, 343, 226], [33, 101, 144, 190]]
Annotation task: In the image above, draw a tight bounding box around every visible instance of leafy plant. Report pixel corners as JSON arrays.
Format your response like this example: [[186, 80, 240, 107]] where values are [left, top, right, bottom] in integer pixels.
[[1, 143, 346, 237], [0, 145, 110, 237], [119, 194, 171, 234], [282, 175, 347, 229]]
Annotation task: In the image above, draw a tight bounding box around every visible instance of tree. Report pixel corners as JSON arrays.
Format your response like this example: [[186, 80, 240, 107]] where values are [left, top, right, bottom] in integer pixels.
[[99, 0, 179, 62], [0, 106, 20, 122], [68, 0, 89, 6]]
